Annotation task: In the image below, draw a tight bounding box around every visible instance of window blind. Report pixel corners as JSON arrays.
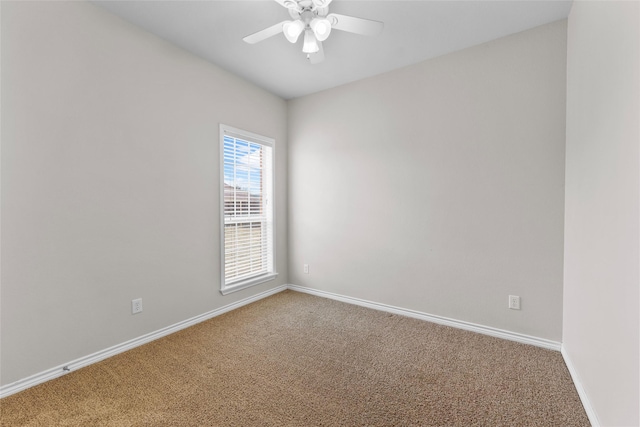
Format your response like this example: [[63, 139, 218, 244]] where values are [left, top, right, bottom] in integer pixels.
[[221, 127, 275, 291]]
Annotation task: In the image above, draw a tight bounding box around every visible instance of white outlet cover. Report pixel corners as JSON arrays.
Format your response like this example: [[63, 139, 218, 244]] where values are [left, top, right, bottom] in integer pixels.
[[132, 298, 143, 314], [508, 295, 521, 310]]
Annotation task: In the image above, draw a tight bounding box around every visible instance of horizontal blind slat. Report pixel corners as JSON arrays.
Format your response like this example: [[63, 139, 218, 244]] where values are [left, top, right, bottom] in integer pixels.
[[222, 132, 274, 287]]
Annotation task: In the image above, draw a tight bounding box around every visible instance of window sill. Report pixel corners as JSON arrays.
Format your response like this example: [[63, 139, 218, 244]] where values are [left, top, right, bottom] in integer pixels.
[[220, 272, 279, 295]]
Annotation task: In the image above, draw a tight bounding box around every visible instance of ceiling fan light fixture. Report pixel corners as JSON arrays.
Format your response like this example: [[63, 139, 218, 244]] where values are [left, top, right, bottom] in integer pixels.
[[283, 20, 305, 43], [302, 29, 320, 53], [310, 17, 332, 41], [244, 0, 384, 64]]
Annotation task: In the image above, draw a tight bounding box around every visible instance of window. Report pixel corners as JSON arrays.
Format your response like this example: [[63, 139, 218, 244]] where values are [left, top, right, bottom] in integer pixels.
[[219, 125, 276, 295]]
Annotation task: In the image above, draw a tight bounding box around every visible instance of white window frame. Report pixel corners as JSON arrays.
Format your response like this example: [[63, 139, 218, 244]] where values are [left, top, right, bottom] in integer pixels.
[[219, 124, 277, 295]]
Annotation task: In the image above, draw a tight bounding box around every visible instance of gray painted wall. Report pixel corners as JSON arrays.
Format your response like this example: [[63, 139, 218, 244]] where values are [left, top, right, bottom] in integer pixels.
[[288, 20, 568, 342], [563, 1, 639, 425], [1, 1, 288, 386]]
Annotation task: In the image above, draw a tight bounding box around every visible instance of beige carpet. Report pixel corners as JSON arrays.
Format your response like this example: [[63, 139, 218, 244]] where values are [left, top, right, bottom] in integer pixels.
[[1, 290, 589, 426]]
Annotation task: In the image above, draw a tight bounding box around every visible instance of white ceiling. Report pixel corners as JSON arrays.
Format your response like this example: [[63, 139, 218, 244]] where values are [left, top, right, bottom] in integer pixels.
[[93, 0, 572, 100]]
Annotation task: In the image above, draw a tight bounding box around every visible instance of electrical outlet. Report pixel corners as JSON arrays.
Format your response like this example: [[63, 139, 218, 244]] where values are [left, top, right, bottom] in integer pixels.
[[508, 295, 521, 310], [303, 264, 309, 274], [132, 298, 143, 314]]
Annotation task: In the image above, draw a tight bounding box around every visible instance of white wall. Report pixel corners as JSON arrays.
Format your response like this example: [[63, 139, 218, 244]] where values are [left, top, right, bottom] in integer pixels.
[[288, 21, 567, 342], [563, 1, 639, 425], [1, 1, 288, 386]]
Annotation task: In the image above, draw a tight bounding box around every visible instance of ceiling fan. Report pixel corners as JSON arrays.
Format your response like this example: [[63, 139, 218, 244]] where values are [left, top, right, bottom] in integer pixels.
[[243, 0, 384, 64]]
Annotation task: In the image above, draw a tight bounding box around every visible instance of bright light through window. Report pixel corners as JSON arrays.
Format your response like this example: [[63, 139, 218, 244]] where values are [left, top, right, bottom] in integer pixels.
[[219, 125, 276, 294]]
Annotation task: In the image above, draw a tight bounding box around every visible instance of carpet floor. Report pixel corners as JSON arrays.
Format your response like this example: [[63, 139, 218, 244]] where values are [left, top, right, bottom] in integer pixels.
[[1, 290, 589, 426]]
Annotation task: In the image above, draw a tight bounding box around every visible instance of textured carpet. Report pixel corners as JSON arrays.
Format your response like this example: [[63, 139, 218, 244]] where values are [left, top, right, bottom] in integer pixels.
[[1, 290, 589, 426]]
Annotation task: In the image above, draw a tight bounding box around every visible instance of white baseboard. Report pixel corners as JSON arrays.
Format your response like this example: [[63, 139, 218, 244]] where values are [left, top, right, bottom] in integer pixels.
[[287, 284, 562, 352], [561, 346, 599, 427], [0, 285, 288, 399], [0, 283, 563, 399]]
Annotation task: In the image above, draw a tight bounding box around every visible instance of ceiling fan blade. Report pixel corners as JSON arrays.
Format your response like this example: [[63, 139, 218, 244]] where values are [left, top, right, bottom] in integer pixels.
[[243, 21, 288, 44], [312, 0, 333, 7], [308, 41, 325, 64], [274, 0, 301, 11], [327, 13, 384, 36]]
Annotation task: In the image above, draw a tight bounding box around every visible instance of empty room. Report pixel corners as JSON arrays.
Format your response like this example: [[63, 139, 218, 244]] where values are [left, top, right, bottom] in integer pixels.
[[1, 0, 638, 426]]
